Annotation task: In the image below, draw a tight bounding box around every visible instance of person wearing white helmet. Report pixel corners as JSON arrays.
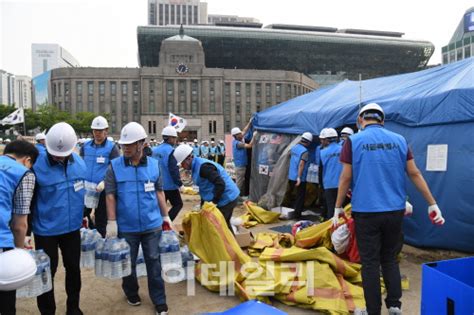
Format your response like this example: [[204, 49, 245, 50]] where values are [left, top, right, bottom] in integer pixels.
[[231, 119, 255, 198], [209, 140, 218, 163], [0, 140, 39, 314], [340, 127, 354, 144], [192, 139, 200, 157], [79, 116, 120, 237], [173, 144, 240, 232], [217, 140, 226, 166], [35, 133, 47, 155], [334, 103, 445, 315], [104, 122, 169, 314], [287, 132, 313, 219], [32, 122, 86, 315], [318, 128, 342, 220], [151, 126, 184, 222], [200, 140, 210, 159]]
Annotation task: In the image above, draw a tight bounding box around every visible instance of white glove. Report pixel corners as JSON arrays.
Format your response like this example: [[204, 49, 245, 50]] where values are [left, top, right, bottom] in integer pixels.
[[24, 236, 33, 249], [163, 215, 172, 224], [405, 201, 413, 216], [106, 220, 118, 238], [296, 177, 301, 187], [96, 181, 105, 192], [332, 207, 344, 227], [179, 185, 185, 193], [428, 204, 445, 225]]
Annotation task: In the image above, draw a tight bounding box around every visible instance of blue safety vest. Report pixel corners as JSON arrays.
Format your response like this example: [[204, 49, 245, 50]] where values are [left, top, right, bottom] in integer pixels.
[[0, 156, 28, 248], [232, 139, 247, 167], [33, 153, 86, 236], [200, 145, 209, 158], [191, 157, 240, 207], [111, 156, 163, 233], [288, 143, 309, 181], [192, 145, 200, 157], [314, 145, 321, 165], [319, 142, 343, 189], [36, 143, 47, 155], [219, 145, 225, 156], [351, 124, 408, 212], [83, 139, 116, 184], [210, 146, 218, 156], [152, 142, 178, 191]]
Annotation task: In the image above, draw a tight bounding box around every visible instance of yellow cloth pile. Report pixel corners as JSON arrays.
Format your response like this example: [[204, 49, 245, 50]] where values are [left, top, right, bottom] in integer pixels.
[[240, 201, 280, 228], [181, 186, 198, 195], [247, 232, 294, 257]]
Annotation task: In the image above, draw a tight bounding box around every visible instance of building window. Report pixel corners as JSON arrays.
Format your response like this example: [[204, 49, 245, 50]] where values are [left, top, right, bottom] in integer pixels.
[[276, 83, 282, 103], [245, 83, 251, 121], [224, 83, 231, 132], [88, 82, 93, 95], [149, 102, 155, 113], [58, 83, 62, 96], [179, 80, 186, 113], [110, 81, 116, 95], [149, 3, 156, 25], [191, 80, 199, 113], [159, 4, 163, 25], [265, 83, 272, 107], [182, 4, 186, 24], [121, 82, 128, 95], [149, 79, 154, 94], [99, 82, 105, 95], [165, 4, 169, 25], [464, 46, 471, 59], [193, 5, 198, 23], [177, 5, 181, 24], [208, 120, 217, 134], [166, 80, 174, 112], [171, 4, 175, 24], [187, 5, 192, 24]]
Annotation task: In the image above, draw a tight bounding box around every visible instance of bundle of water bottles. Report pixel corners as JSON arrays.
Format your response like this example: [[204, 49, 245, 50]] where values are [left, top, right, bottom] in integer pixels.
[[16, 250, 52, 298], [159, 230, 196, 283], [306, 163, 319, 183]]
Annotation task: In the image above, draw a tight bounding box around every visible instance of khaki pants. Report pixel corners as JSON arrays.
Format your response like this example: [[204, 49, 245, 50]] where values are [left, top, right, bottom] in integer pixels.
[[235, 166, 246, 196]]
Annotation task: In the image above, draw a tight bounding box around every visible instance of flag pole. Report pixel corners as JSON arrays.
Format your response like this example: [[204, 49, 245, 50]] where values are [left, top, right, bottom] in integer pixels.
[[21, 106, 26, 136]]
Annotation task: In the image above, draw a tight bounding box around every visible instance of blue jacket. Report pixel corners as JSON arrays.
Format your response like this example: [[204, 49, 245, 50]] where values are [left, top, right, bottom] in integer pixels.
[[82, 139, 116, 184], [192, 157, 240, 207], [288, 143, 309, 181], [200, 145, 209, 158], [33, 153, 86, 236], [232, 139, 247, 167], [36, 143, 47, 155], [111, 156, 163, 233], [152, 143, 179, 191], [351, 124, 408, 212], [218, 145, 226, 156], [319, 142, 343, 189], [0, 156, 28, 248], [192, 145, 200, 157]]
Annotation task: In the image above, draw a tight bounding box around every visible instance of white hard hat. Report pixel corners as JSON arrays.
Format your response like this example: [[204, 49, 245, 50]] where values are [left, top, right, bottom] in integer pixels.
[[231, 127, 242, 136], [107, 136, 114, 142], [319, 128, 328, 139], [78, 138, 86, 144], [359, 103, 384, 121], [341, 127, 354, 135], [90, 116, 109, 130], [325, 128, 338, 138], [0, 138, 3, 142], [35, 133, 46, 141], [5, 139, 11, 143], [46, 122, 77, 157], [0, 249, 37, 291], [162, 126, 178, 137], [193, 139, 198, 143], [211, 141, 215, 144], [219, 140, 224, 144], [301, 132, 313, 142], [173, 144, 193, 165], [118, 122, 147, 144]]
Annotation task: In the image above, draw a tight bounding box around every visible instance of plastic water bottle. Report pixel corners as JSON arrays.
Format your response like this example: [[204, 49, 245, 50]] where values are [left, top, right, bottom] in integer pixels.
[[136, 245, 147, 277], [180, 245, 195, 280], [159, 231, 184, 283], [95, 238, 105, 277], [103, 238, 131, 280], [17, 249, 52, 298], [16, 250, 36, 298], [80, 229, 100, 269], [120, 239, 131, 278], [101, 239, 113, 278]]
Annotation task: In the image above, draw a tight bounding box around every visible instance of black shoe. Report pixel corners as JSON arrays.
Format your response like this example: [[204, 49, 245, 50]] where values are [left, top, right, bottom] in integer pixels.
[[127, 295, 141, 306], [155, 304, 169, 315]]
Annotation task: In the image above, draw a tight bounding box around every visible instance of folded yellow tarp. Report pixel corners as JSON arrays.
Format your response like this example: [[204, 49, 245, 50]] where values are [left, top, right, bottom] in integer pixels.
[[181, 186, 198, 195], [248, 232, 294, 257], [240, 201, 280, 228]]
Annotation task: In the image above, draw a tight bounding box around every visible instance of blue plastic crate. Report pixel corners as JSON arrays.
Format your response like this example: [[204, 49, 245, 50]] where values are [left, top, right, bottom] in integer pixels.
[[421, 256, 474, 314]]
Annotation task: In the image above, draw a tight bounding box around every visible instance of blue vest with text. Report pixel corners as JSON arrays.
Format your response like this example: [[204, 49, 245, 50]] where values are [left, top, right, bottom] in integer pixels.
[[232, 139, 247, 167], [0, 156, 28, 248], [191, 157, 240, 207], [36, 143, 47, 155], [33, 153, 86, 236], [192, 145, 200, 157], [200, 145, 209, 158], [83, 139, 116, 184], [288, 143, 309, 181], [111, 156, 163, 233], [219, 145, 226, 156], [320, 142, 343, 189], [351, 124, 408, 212], [152, 143, 178, 191]]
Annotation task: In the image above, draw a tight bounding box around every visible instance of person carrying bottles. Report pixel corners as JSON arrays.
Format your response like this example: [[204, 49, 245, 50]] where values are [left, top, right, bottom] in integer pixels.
[[0, 140, 38, 315], [80, 116, 120, 237], [173, 144, 240, 233], [287, 132, 312, 220], [105, 122, 170, 315], [33, 122, 86, 315], [152, 126, 184, 222]]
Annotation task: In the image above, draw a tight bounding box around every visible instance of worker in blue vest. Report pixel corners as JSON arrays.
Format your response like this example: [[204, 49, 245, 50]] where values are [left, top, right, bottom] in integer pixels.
[[33, 122, 86, 315], [105, 122, 169, 315], [319, 128, 343, 220], [287, 132, 312, 220], [217, 140, 226, 166], [80, 116, 120, 237], [231, 120, 254, 198], [334, 103, 445, 315], [35, 133, 47, 155], [340, 127, 354, 145], [200, 141, 209, 159], [152, 126, 184, 221], [209, 141, 219, 163], [192, 139, 200, 157], [173, 144, 240, 232], [0, 140, 38, 315]]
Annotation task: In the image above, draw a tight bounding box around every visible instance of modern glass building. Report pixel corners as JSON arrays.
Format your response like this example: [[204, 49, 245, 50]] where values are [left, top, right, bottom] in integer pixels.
[[442, 7, 474, 64], [138, 24, 435, 82]]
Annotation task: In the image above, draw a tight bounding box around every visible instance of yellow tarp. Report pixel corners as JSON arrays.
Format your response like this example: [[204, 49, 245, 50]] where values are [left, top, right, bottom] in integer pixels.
[[240, 201, 280, 228], [248, 232, 294, 257], [181, 187, 198, 195]]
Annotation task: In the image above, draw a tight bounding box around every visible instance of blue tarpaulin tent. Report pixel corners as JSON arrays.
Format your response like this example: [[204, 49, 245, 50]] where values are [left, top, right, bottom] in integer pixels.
[[253, 58, 474, 252]]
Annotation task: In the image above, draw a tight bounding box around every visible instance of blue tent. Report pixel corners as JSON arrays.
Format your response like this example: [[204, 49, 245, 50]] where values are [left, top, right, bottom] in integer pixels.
[[253, 58, 474, 252]]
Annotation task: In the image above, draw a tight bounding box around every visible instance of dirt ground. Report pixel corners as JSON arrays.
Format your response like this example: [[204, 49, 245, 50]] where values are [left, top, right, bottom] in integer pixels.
[[16, 194, 467, 315]]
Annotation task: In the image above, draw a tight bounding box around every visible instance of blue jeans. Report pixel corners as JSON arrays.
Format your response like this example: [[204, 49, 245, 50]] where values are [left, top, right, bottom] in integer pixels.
[[118, 229, 166, 306]]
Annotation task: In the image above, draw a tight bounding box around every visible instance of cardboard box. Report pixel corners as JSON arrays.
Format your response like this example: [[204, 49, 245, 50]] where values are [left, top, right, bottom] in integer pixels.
[[234, 226, 254, 248], [271, 206, 295, 220]]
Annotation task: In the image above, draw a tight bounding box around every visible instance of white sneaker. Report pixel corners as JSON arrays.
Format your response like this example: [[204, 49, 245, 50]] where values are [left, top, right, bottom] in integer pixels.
[[354, 309, 368, 315], [388, 307, 402, 315]]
